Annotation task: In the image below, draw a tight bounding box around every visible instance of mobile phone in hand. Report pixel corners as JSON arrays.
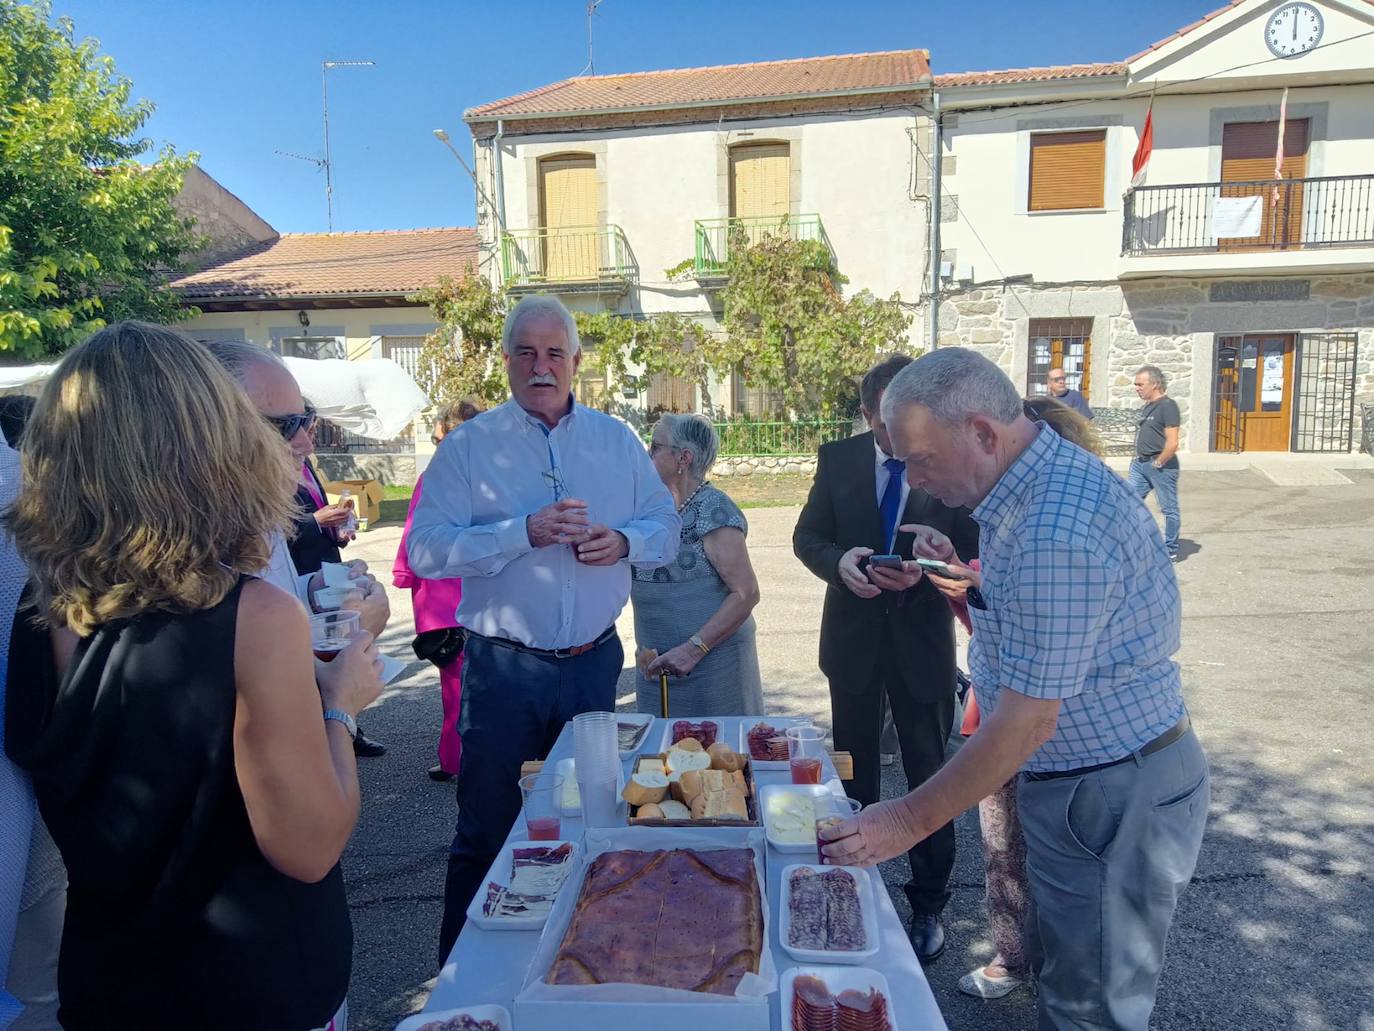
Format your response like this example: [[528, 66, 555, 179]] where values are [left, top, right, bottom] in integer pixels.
[[916, 556, 969, 581], [868, 554, 904, 569]]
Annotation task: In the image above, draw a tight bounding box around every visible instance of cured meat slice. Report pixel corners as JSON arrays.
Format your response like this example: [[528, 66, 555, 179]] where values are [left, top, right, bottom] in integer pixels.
[[786, 868, 829, 950], [821, 869, 866, 951], [791, 979, 890, 1031]]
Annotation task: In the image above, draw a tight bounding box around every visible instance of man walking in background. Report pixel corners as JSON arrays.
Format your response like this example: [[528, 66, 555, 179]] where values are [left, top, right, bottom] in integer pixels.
[[793, 353, 978, 963], [407, 295, 679, 964], [1131, 365, 1181, 562]]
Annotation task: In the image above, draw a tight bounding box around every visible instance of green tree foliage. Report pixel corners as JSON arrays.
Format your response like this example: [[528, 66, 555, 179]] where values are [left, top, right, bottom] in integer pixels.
[[0, 1, 201, 356], [717, 231, 910, 416], [409, 269, 509, 407]]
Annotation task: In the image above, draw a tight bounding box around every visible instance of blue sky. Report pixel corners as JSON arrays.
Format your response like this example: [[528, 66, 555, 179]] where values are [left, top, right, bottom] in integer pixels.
[[54, 0, 1210, 234]]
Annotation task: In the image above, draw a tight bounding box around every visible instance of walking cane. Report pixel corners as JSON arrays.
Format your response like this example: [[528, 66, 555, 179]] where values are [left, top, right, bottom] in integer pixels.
[[659, 671, 670, 718]]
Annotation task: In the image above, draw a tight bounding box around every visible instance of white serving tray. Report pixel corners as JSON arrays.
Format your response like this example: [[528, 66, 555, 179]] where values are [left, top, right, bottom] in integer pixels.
[[395, 1003, 512, 1031], [514, 827, 774, 1031], [656, 717, 728, 756], [758, 783, 839, 855], [738, 717, 807, 770], [464, 839, 580, 932], [778, 864, 881, 965], [617, 712, 655, 758], [780, 965, 898, 1031]]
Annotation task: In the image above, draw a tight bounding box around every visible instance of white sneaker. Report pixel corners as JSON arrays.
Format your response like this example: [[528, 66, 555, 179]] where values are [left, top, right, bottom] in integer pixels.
[[957, 966, 1025, 999]]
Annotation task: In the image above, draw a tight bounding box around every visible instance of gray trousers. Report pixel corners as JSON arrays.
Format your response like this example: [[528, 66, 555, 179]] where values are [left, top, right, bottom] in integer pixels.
[[1018, 728, 1209, 1031]]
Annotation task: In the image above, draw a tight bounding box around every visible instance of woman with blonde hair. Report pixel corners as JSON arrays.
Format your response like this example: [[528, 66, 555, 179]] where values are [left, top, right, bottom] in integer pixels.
[[4, 322, 381, 1030]]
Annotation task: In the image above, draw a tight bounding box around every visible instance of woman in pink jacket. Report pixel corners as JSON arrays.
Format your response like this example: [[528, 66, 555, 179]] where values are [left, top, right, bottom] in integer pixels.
[[394, 401, 480, 781]]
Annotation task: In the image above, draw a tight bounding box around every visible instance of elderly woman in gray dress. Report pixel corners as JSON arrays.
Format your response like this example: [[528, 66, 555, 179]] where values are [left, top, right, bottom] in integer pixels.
[[632, 413, 764, 714]]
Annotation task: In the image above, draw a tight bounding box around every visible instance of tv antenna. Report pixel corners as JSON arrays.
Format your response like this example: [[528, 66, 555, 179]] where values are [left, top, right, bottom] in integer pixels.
[[579, 1, 603, 76]]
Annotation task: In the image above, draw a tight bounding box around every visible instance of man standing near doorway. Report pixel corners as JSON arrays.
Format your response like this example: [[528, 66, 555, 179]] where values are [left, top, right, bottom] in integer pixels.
[[407, 295, 680, 964], [793, 354, 978, 963], [1047, 367, 1094, 420], [1131, 365, 1181, 562]]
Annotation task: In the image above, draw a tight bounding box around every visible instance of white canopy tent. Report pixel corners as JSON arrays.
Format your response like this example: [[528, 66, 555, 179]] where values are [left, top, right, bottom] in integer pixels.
[[0, 356, 429, 442]]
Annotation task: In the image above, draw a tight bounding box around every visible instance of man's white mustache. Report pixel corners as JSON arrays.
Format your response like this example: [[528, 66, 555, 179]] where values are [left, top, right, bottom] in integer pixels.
[[527, 375, 558, 387]]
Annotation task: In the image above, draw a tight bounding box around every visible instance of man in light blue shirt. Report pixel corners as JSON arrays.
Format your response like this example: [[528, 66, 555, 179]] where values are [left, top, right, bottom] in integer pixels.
[[820, 349, 1208, 1030], [409, 295, 679, 961]]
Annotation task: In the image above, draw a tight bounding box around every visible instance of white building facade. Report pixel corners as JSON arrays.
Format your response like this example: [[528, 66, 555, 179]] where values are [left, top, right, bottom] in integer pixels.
[[935, 0, 1374, 454], [465, 51, 935, 416]]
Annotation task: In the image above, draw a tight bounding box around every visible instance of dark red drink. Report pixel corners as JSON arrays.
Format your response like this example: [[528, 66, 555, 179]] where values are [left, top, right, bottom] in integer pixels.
[[526, 816, 561, 841], [313, 643, 345, 663], [790, 756, 823, 785]]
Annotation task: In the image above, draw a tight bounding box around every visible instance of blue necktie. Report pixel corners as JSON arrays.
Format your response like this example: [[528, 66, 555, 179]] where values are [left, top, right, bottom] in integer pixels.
[[879, 457, 905, 552]]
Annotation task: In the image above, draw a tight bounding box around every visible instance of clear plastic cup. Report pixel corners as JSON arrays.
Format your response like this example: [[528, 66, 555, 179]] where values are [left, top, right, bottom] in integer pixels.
[[814, 796, 864, 864], [786, 724, 826, 785], [309, 610, 359, 663], [519, 773, 565, 841]]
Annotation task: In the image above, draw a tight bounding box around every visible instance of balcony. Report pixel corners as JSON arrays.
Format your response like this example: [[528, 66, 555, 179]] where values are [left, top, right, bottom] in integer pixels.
[[693, 213, 832, 281], [1120, 174, 1374, 277], [501, 224, 633, 294]]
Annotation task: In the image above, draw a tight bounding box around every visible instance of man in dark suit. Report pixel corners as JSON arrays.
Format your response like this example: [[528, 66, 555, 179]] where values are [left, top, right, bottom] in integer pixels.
[[793, 353, 978, 963]]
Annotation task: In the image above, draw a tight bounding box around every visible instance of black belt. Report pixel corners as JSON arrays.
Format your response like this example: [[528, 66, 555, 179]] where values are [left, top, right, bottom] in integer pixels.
[[1023, 716, 1191, 782], [475, 625, 617, 660]]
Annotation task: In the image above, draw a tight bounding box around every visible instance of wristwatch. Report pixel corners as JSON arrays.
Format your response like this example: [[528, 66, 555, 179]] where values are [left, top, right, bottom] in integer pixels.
[[323, 708, 358, 740], [688, 634, 711, 656]]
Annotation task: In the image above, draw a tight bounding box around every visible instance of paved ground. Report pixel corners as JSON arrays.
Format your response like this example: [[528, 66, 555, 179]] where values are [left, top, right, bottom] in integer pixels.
[[341, 468, 1374, 1031]]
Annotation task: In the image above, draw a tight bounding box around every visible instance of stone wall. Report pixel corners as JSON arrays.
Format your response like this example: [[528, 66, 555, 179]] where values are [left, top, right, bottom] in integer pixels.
[[713, 455, 818, 477], [938, 273, 1374, 452]]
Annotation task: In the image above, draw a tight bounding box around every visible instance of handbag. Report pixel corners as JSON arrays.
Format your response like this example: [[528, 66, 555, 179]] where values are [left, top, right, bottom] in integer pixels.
[[412, 626, 465, 669]]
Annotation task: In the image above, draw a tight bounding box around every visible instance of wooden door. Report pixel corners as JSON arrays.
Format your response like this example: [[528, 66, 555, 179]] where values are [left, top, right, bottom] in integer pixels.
[[1219, 119, 1309, 250], [1218, 334, 1296, 451], [539, 154, 598, 279], [729, 143, 790, 220]]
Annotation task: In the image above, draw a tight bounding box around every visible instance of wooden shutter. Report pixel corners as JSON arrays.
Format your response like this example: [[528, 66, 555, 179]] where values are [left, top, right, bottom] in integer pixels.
[[1219, 120, 1309, 249], [1028, 131, 1107, 211], [539, 154, 598, 279], [730, 143, 790, 219]]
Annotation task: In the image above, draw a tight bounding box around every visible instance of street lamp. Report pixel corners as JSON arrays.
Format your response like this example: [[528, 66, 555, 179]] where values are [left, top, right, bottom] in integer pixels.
[[433, 128, 503, 234]]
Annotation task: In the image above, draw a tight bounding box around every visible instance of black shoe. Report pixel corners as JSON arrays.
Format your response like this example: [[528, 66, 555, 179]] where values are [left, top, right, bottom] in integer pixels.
[[428, 764, 454, 782], [909, 912, 946, 964], [353, 728, 387, 758]]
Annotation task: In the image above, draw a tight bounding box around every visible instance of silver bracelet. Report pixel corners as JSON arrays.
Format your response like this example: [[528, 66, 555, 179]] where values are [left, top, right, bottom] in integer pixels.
[[323, 708, 358, 740]]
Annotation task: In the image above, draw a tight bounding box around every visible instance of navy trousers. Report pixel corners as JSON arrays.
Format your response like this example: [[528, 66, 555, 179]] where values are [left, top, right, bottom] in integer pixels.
[[438, 629, 622, 964]]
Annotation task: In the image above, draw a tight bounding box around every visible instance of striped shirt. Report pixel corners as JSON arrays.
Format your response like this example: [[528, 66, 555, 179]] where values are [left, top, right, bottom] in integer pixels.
[[967, 424, 1185, 772]]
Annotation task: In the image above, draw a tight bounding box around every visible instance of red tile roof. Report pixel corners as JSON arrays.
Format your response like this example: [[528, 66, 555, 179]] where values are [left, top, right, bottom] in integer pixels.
[[172, 228, 479, 301], [934, 62, 1127, 88], [465, 49, 931, 119]]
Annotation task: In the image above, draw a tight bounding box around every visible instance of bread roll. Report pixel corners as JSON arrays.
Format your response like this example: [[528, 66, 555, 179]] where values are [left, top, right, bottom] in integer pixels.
[[673, 769, 706, 805], [674, 737, 705, 753], [639, 757, 666, 775], [636, 802, 666, 820], [707, 742, 747, 773], [622, 771, 669, 807], [691, 788, 749, 821], [658, 800, 691, 820], [665, 747, 711, 776]]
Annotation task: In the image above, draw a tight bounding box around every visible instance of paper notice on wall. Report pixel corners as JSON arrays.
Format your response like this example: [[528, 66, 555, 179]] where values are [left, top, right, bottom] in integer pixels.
[[1211, 195, 1264, 240], [1261, 354, 1284, 404]]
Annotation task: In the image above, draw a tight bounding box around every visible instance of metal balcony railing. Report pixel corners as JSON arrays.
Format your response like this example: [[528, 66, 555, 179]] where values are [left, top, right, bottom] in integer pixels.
[[1122, 174, 1374, 256], [501, 224, 632, 287], [693, 213, 831, 277]]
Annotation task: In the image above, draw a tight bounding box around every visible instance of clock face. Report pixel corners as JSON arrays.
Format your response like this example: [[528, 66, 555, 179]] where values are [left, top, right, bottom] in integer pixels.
[[1265, 2, 1324, 58]]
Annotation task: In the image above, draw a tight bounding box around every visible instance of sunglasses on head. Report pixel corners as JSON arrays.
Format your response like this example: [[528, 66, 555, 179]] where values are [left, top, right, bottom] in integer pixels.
[[266, 403, 317, 440]]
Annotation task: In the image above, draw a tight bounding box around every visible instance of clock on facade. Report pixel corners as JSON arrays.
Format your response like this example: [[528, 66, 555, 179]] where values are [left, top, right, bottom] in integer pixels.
[[1265, 2, 1324, 57]]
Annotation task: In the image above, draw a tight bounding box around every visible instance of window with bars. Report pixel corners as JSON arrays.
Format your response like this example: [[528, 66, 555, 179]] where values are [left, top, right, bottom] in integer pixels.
[[1029, 130, 1107, 211], [1027, 318, 1093, 397], [381, 335, 427, 381], [279, 335, 346, 360], [731, 372, 784, 417]]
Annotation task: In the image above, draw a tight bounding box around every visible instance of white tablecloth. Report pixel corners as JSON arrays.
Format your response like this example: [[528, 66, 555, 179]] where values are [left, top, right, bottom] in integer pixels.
[[419, 716, 948, 1031]]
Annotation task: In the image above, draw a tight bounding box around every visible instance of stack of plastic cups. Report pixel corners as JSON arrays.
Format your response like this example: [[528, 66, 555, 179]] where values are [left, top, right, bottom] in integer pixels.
[[572, 712, 620, 828]]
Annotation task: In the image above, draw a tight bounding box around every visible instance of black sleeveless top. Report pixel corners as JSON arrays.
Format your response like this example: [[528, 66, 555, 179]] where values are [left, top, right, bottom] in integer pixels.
[[5, 577, 352, 1030]]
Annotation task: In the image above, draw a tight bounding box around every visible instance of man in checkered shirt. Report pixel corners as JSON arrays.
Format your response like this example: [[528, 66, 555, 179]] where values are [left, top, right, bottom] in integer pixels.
[[820, 348, 1209, 1030]]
